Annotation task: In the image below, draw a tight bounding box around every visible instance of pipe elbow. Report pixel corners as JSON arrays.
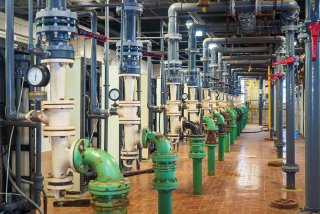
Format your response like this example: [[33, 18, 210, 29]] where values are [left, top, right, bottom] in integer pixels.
[[182, 118, 202, 135], [212, 112, 226, 125], [72, 139, 122, 183], [168, 3, 182, 17]]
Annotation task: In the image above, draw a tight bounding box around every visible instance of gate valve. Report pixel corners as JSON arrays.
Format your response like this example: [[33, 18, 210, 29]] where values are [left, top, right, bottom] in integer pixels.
[[272, 56, 295, 67], [308, 22, 320, 61], [78, 27, 109, 43]]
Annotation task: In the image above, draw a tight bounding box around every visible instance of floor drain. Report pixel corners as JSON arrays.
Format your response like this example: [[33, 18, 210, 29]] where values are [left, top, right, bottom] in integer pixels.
[[270, 198, 298, 209], [268, 160, 283, 167]]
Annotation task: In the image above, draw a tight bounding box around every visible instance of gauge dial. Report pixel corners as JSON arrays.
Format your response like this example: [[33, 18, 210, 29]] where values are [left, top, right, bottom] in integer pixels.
[[109, 88, 120, 101], [181, 93, 188, 101], [26, 65, 50, 87]]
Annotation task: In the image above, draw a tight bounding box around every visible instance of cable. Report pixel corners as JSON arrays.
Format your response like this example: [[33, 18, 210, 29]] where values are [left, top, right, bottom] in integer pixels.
[[2, 147, 43, 214], [5, 77, 24, 202]]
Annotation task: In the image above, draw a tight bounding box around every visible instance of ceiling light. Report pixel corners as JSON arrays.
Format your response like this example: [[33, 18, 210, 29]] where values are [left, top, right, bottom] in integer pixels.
[[186, 20, 193, 29], [208, 44, 218, 49], [196, 31, 203, 37]]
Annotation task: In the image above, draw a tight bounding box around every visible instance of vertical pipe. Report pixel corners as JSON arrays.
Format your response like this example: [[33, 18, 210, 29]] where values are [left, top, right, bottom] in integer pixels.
[[147, 43, 153, 130], [104, 0, 110, 151], [90, 12, 98, 113], [160, 21, 167, 134], [193, 158, 202, 195], [267, 65, 271, 134], [207, 146, 216, 176], [5, 0, 16, 118], [218, 134, 225, 161], [158, 191, 172, 214], [304, 0, 320, 209], [270, 65, 275, 138], [29, 0, 34, 52], [284, 28, 298, 190], [258, 77, 263, 125], [15, 78, 22, 188]]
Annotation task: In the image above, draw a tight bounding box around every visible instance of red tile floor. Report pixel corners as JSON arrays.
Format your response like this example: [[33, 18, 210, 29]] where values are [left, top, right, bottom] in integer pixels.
[[44, 124, 305, 214]]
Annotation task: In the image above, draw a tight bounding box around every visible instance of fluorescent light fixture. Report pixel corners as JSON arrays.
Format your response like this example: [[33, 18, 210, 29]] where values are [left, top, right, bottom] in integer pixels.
[[208, 43, 218, 49], [196, 30, 203, 37], [186, 20, 193, 29], [294, 41, 297, 45]]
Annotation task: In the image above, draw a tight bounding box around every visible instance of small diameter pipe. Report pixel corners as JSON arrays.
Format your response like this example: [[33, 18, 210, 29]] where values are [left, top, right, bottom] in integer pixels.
[[104, 0, 110, 151]]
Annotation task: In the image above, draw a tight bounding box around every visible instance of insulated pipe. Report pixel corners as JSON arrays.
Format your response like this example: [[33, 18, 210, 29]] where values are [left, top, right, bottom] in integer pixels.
[[222, 55, 275, 60], [213, 47, 271, 53]]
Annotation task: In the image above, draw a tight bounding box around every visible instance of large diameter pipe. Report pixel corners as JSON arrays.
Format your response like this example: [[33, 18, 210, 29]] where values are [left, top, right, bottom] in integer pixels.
[[304, 3, 320, 210]]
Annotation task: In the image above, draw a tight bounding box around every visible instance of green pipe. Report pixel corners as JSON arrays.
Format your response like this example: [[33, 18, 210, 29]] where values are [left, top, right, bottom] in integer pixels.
[[227, 109, 237, 145], [189, 136, 206, 195], [72, 139, 130, 214], [142, 128, 178, 214], [217, 133, 226, 161], [193, 158, 203, 195], [203, 116, 219, 131], [206, 144, 217, 176], [158, 191, 172, 214], [224, 133, 230, 152], [212, 112, 226, 126]]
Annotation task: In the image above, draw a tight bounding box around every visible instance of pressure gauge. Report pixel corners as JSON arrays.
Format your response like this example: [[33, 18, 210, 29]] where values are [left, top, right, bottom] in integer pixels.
[[181, 93, 188, 101], [109, 88, 120, 101], [26, 65, 50, 87]]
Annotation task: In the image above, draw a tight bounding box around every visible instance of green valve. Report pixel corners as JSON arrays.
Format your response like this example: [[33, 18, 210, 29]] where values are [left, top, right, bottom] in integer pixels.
[[142, 128, 178, 214], [72, 139, 130, 214]]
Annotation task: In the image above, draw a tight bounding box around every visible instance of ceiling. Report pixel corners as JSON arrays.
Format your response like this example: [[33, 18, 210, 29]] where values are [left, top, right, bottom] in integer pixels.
[[2, 0, 306, 66]]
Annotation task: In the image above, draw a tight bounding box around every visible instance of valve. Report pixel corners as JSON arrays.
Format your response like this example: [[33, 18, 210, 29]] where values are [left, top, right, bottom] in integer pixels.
[[268, 73, 283, 80], [308, 22, 320, 61], [78, 27, 109, 42], [272, 57, 295, 67]]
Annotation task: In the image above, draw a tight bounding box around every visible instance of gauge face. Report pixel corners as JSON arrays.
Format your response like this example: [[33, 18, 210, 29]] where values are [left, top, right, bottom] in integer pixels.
[[26, 65, 50, 87], [109, 88, 120, 101], [27, 67, 43, 86], [181, 93, 188, 101]]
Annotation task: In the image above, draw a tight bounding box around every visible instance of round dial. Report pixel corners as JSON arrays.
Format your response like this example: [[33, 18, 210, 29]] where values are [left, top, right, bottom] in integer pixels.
[[109, 88, 120, 101], [27, 65, 50, 87], [181, 93, 188, 101]]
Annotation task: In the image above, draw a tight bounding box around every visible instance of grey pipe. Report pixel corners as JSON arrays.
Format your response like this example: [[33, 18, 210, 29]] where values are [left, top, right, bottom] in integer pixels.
[[222, 55, 275, 60], [304, 0, 320, 210], [225, 59, 271, 65], [259, 78, 263, 125], [283, 25, 299, 190], [213, 46, 271, 53], [146, 42, 154, 130]]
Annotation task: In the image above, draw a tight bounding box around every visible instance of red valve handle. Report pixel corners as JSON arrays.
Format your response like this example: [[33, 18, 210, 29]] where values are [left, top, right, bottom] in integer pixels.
[[272, 56, 295, 67], [78, 27, 109, 43], [268, 73, 283, 79], [308, 22, 320, 61]]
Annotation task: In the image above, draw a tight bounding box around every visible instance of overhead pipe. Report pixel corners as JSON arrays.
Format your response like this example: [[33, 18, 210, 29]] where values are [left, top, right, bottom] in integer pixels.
[[222, 55, 275, 61]]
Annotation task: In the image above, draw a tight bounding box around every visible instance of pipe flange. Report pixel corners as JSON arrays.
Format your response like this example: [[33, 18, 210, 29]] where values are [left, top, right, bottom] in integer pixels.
[[36, 9, 77, 20], [281, 24, 299, 32], [116, 3, 143, 15], [185, 48, 199, 53], [47, 176, 73, 191], [43, 127, 76, 137], [282, 164, 299, 173], [200, 57, 210, 62], [164, 33, 182, 41], [119, 73, 140, 78], [119, 120, 141, 125], [42, 100, 75, 109]]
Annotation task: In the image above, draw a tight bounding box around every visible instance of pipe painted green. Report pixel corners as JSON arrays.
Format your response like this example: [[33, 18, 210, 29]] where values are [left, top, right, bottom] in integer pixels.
[[230, 109, 238, 142], [203, 116, 218, 176], [142, 128, 178, 214], [72, 139, 130, 214], [212, 112, 227, 161], [224, 133, 230, 152], [189, 136, 206, 195], [227, 109, 237, 145], [217, 133, 226, 161]]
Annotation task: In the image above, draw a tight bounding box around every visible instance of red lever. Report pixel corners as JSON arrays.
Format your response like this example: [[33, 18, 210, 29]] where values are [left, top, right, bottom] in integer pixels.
[[272, 56, 295, 67], [308, 22, 320, 61], [78, 27, 109, 43], [268, 73, 283, 79]]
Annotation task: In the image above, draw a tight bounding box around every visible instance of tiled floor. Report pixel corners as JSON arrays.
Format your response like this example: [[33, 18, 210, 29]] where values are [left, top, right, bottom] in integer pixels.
[[44, 124, 305, 214]]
